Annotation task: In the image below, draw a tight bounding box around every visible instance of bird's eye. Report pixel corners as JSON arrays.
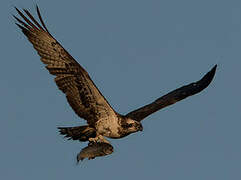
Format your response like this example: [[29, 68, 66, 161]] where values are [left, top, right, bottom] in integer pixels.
[[122, 123, 133, 128], [127, 124, 133, 127]]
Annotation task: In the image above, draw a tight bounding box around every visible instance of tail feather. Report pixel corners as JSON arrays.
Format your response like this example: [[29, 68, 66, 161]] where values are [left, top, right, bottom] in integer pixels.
[[58, 126, 96, 142]]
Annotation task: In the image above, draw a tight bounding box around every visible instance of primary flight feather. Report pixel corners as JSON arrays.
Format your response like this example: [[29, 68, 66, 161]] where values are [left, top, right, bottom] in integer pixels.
[[14, 6, 217, 161]]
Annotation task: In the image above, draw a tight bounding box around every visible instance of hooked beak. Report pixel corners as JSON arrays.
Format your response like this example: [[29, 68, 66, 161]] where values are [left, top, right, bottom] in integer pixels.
[[139, 123, 143, 131]]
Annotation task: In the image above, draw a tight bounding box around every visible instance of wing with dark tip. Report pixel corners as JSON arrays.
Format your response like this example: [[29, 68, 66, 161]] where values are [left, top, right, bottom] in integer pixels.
[[125, 65, 217, 122], [14, 6, 117, 126]]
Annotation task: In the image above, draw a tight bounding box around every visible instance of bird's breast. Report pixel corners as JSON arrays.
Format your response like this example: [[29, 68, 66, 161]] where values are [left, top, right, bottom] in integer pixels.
[[95, 115, 122, 138]]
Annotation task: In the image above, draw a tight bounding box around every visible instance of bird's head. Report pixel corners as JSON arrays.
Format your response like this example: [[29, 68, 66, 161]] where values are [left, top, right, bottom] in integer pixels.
[[120, 118, 143, 136]]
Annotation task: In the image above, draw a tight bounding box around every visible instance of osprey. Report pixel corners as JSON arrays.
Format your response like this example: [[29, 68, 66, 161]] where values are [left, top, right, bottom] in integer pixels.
[[14, 6, 217, 161]]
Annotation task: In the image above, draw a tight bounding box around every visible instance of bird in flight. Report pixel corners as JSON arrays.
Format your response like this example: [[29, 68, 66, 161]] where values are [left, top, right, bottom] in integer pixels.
[[14, 6, 217, 162]]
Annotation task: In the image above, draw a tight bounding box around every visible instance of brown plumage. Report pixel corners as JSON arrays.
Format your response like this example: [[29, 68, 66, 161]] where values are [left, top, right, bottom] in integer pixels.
[[14, 6, 116, 127], [126, 65, 217, 121], [14, 6, 217, 162]]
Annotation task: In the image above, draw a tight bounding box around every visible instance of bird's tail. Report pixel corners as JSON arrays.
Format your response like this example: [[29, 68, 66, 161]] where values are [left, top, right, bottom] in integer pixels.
[[58, 126, 96, 142]]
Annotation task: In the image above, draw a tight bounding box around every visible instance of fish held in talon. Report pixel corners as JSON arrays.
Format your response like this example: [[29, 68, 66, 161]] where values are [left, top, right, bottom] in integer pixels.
[[77, 142, 114, 162]]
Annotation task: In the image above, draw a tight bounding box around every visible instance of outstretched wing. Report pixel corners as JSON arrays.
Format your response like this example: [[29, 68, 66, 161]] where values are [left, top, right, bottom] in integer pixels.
[[14, 6, 117, 126], [126, 65, 217, 121]]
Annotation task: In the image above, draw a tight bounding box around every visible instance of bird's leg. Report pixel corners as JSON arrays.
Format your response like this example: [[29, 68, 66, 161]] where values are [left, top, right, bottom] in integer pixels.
[[98, 135, 110, 144], [88, 135, 110, 144], [88, 137, 99, 143]]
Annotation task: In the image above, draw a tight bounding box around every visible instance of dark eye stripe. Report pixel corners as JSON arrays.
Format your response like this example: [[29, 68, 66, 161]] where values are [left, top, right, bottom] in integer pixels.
[[122, 124, 133, 128]]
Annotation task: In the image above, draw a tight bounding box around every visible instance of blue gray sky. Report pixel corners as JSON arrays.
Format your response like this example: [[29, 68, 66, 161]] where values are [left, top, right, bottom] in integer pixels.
[[1, 0, 241, 179]]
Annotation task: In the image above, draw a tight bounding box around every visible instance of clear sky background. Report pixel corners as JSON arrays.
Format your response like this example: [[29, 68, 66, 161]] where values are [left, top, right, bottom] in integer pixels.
[[1, 0, 240, 179]]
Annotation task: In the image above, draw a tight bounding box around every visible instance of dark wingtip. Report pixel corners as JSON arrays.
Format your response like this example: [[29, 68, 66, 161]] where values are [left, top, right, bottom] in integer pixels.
[[206, 64, 217, 81], [14, 7, 23, 17], [15, 22, 23, 29], [35, 4, 50, 33], [14, 6, 20, 12], [14, 7, 24, 17], [197, 64, 217, 90], [35, 4, 39, 10], [12, 14, 19, 21], [212, 64, 217, 73]]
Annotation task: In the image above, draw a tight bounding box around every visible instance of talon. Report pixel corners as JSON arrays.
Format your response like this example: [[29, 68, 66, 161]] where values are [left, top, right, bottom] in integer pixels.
[[89, 137, 98, 143]]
